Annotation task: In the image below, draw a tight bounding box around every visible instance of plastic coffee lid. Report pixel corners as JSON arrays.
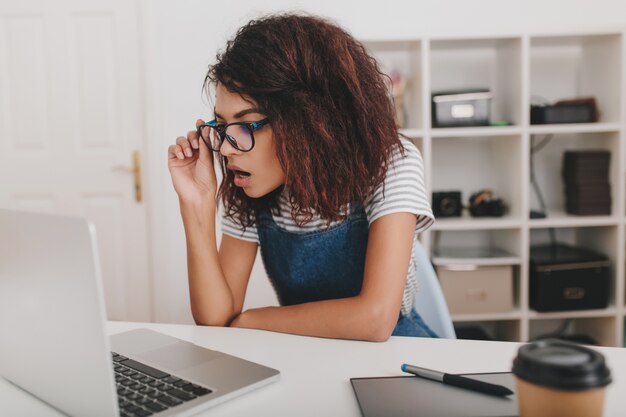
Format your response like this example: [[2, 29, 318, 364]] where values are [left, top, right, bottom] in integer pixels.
[[512, 339, 612, 390]]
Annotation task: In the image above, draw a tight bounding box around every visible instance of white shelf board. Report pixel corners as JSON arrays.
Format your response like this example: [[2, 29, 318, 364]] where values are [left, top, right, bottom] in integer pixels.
[[527, 308, 618, 320], [399, 128, 423, 138], [530, 31, 624, 44], [433, 256, 521, 266], [430, 126, 522, 137], [528, 211, 619, 228], [433, 215, 522, 231], [528, 122, 622, 135], [432, 247, 521, 266], [452, 310, 523, 322], [361, 39, 421, 49]]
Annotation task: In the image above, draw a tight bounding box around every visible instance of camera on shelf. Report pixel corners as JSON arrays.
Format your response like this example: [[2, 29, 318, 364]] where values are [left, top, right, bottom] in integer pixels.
[[432, 191, 463, 218], [469, 189, 506, 217]]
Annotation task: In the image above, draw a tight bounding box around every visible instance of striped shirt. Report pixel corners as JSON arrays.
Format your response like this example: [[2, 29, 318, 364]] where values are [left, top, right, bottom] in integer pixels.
[[222, 137, 435, 315]]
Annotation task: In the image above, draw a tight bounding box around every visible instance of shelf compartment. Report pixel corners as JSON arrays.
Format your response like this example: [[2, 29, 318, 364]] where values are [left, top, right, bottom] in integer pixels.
[[529, 317, 617, 346], [363, 40, 423, 129], [530, 226, 619, 309], [454, 320, 521, 342], [430, 37, 522, 126], [529, 227, 619, 264], [528, 131, 620, 218], [433, 229, 522, 259], [530, 33, 623, 123], [432, 229, 522, 316], [432, 134, 523, 219]]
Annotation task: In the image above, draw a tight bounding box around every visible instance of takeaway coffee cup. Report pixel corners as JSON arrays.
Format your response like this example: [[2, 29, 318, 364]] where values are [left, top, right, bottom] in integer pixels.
[[512, 339, 611, 417]]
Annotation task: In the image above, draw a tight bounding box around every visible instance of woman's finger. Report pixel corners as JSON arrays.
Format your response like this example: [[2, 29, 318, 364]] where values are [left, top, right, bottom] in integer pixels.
[[175, 135, 194, 158], [168, 144, 185, 160], [187, 130, 199, 149], [196, 128, 213, 164]]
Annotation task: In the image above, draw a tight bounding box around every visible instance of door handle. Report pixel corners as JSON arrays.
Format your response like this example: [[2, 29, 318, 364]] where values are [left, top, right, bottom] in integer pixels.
[[112, 150, 142, 202]]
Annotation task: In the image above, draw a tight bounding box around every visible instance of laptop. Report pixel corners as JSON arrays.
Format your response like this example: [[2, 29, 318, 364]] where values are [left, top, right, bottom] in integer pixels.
[[0, 209, 279, 417]]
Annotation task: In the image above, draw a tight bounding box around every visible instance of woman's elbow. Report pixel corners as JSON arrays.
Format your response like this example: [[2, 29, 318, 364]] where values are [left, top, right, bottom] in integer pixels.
[[191, 307, 234, 327], [363, 305, 397, 342], [367, 329, 393, 343], [191, 312, 219, 327]]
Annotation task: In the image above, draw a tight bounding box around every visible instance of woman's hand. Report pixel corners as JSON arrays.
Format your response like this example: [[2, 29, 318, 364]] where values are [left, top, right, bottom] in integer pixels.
[[168, 119, 218, 204]]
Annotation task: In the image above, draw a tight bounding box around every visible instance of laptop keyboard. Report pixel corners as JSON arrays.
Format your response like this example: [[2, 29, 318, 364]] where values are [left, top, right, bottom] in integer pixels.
[[112, 352, 212, 417]]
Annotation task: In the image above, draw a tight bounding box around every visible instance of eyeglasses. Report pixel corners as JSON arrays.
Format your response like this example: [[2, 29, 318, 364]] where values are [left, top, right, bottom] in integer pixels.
[[197, 118, 270, 152]]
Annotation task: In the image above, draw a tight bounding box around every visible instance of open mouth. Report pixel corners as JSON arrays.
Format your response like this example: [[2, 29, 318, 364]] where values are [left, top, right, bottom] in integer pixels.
[[233, 170, 251, 179], [226, 163, 252, 185]]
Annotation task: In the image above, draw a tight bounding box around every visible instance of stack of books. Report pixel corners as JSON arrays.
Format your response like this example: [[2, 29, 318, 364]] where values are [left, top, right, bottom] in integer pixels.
[[562, 150, 611, 215]]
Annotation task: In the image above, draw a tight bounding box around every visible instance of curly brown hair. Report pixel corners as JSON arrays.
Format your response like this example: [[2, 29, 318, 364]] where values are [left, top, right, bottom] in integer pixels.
[[204, 13, 402, 227]]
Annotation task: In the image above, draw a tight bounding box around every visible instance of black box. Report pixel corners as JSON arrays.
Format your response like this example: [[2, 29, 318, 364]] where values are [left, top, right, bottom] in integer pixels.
[[564, 183, 612, 201], [563, 151, 610, 181], [562, 150, 612, 216], [432, 89, 491, 128], [565, 203, 611, 216], [563, 150, 610, 165], [432, 191, 462, 218], [530, 101, 597, 124], [529, 244, 610, 312]]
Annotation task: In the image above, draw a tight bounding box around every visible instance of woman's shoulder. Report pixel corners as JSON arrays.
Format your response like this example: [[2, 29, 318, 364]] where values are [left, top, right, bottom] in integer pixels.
[[384, 136, 424, 177], [394, 136, 422, 161], [221, 208, 260, 243], [362, 135, 433, 227]]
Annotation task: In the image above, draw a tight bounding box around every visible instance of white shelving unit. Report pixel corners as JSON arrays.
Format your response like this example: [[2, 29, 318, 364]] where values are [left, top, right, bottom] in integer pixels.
[[363, 30, 626, 347]]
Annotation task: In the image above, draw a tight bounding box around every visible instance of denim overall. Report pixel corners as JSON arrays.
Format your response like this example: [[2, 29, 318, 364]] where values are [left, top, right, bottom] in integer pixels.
[[255, 203, 438, 338]]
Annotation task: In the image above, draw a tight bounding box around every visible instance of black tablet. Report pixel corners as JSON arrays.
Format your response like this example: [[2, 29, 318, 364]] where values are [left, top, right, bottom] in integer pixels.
[[350, 372, 518, 417]]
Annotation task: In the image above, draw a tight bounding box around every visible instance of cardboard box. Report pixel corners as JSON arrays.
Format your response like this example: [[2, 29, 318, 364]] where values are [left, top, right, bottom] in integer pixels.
[[436, 264, 514, 314]]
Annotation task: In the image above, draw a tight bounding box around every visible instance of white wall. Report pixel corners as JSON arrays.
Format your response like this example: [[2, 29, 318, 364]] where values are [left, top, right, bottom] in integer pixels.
[[141, 0, 626, 323]]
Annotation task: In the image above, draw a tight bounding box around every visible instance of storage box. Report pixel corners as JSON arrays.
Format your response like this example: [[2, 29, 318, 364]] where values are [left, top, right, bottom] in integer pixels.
[[530, 98, 598, 124], [436, 264, 514, 314], [529, 244, 610, 312], [431, 89, 492, 127], [562, 150, 612, 216]]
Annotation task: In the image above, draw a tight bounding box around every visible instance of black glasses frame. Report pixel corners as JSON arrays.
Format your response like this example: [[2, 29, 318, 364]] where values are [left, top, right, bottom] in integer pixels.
[[198, 118, 270, 152]]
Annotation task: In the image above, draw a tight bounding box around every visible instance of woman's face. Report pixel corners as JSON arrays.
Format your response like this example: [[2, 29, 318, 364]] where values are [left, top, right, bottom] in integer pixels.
[[215, 83, 286, 198]]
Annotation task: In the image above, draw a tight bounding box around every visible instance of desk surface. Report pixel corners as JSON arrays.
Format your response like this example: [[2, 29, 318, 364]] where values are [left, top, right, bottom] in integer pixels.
[[2, 321, 625, 417]]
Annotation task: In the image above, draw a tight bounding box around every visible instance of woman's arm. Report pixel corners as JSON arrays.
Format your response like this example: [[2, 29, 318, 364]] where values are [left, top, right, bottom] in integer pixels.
[[181, 203, 257, 326], [169, 121, 257, 326], [230, 212, 416, 342], [217, 234, 258, 316]]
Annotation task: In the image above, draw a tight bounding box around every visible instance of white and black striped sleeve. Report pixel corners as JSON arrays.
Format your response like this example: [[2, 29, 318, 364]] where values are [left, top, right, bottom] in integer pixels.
[[221, 211, 260, 243], [365, 138, 435, 233]]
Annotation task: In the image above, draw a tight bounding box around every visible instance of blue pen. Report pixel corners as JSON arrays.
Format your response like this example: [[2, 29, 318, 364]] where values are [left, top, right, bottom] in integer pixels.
[[401, 363, 513, 397]]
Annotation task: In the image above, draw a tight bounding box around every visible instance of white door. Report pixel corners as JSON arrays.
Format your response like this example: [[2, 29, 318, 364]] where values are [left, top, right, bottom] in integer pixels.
[[0, 0, 151, 321]]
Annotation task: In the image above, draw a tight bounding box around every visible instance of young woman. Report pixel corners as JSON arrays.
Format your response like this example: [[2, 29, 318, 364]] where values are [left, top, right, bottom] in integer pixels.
[[168, 14, 436, 342]]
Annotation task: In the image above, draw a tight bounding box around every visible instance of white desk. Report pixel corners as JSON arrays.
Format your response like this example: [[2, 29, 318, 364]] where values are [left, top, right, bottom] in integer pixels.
[[2, 321, 626, 416]]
